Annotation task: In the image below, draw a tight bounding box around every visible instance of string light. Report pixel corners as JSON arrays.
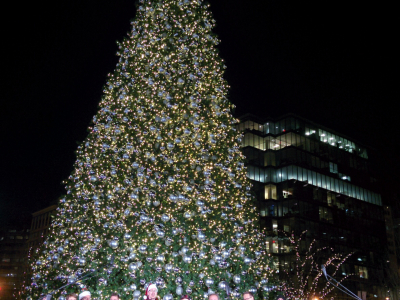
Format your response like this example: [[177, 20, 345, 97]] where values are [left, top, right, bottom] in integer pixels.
[[279, 231, 352, 299]]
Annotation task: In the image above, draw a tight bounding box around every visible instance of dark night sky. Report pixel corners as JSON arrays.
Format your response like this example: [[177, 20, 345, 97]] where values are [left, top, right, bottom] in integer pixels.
[[0, 0, 397, 226]]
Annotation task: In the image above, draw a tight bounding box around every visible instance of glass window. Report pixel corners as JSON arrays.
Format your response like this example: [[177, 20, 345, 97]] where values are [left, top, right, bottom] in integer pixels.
[[264, 151, 276, 166], [305, 138, 310, 151], [282, 188, 293, 198], [288, 117, 295, 131], [329, 162, 338, 174], [296, 118, 301, 132], [265, 184, 277, 200], [281, 167, 288, 181], [279, 119, 284, 133], [321, 174, 326, 189], [247, 166, 254, 181], [319, 206, 333, 223], [287, 165, 294, 180], [307, 169, 313, 184], [355, 265, 368, 279], [272, 219, 278, 233], [284, 225, 290, 232], [312, 171, 317, 186]]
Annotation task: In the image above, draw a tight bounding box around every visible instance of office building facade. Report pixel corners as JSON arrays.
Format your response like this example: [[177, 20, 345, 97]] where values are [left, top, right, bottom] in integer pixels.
[[237, 114, 386, 300]]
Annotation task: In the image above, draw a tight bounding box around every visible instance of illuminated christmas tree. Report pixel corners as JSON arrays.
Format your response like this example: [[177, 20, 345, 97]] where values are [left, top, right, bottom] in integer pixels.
[[29, 0, 276, 299]]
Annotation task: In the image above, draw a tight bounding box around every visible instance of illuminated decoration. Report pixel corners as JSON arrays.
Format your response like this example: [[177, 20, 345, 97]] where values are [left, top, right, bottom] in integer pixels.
[[279, 231, 352, 299], [27, 0, 276, 299]]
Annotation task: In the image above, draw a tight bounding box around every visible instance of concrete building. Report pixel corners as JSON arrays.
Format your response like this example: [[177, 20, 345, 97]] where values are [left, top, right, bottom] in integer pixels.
[[22, 204, 58, 294], [27, 204, 58, 255], [0, 228, 29, 300]]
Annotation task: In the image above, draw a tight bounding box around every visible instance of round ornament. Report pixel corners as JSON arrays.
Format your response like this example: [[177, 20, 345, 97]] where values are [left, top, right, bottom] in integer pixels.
[[109, 240, 118, 249], [222, 250, 230, 258], [179, 246, 189, 255], [139, 245, 147, 253], [205, 278, 214, 287], [244, 257, 252, 264], [249, 287, 257, 294], [163, 294, 173, 300], [176, 286, 183, 295], [156, 230, 165, 238], [156, 255, 165, 262], [218, 281, 227, 290], [133, 290, 141, 298], [164, 264, 173, 272], [233, 275, 241, 284], [128, 263, 137, 271]]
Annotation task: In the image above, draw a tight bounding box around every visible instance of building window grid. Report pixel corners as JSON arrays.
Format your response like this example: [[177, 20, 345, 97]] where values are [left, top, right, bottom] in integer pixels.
[[239, 117, 368, 159], [247, 165, 381, 206]]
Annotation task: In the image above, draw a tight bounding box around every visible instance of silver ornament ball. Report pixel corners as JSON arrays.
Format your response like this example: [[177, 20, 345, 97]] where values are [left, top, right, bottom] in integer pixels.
[[205, 278, 214, 287], [233, 275, 241, 284], [183, 255, 192, 263], [128, 263, 137, 271], [133, 290, 141, 298], [109, 240, 118, 249], [139, 245, 147, 253], [218, 281, 227, 290], [249, 287, 257, 294], [176, 286, 183, 295], [163, 294, 173, 300]]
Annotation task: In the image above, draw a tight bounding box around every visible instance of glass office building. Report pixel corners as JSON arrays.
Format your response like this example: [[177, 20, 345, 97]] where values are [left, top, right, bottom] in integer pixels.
[[238, 113, 386, 300]]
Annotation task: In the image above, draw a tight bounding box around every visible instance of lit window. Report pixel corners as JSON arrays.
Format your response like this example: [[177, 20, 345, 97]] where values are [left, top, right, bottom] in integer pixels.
[[283, 190, 292, 198], [355, 265, 368, 279], [265, 184, 277, 200]]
